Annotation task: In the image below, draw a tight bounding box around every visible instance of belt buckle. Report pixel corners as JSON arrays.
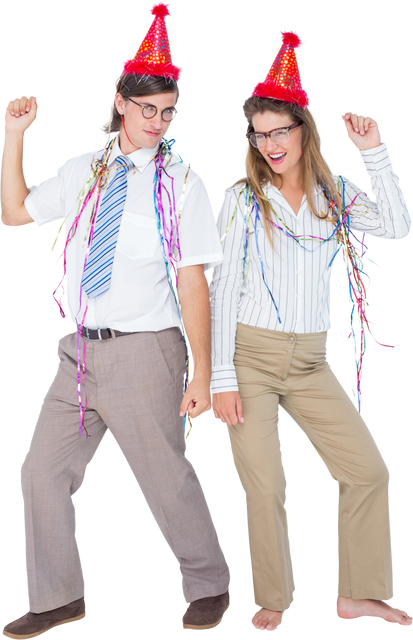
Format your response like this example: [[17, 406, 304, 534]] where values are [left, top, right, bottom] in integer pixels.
[[85, 327, 103, 341], [85, 327, 116, 342]]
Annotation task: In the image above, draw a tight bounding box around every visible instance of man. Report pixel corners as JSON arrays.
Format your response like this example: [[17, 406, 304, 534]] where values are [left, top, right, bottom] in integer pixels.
[[1, 4, 229, 637]]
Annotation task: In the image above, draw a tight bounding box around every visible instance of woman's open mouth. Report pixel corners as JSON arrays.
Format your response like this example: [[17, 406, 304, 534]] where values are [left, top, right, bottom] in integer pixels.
[[268, 152, 286, 165]]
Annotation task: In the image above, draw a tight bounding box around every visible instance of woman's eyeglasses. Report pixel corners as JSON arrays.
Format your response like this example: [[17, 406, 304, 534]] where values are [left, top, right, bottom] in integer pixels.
[[247, 121, 303, 149]]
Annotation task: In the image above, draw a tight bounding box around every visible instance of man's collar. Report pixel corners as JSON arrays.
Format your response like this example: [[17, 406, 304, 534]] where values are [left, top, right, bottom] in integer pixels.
[[108, 137, 160, 173]]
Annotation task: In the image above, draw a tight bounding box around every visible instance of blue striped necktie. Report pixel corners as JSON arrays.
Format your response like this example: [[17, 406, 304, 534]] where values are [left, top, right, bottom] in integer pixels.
[[82, 155, 135, 299]]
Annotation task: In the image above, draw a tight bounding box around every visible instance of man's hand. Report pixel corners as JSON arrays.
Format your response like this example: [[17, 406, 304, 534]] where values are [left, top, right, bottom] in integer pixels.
[[2, 96, 36, 225], [180, 375, 211, 419], [6, 96, 37, 133]]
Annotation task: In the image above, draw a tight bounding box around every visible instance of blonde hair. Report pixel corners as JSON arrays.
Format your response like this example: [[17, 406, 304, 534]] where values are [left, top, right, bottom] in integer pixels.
[[239, 97, 340, 246]]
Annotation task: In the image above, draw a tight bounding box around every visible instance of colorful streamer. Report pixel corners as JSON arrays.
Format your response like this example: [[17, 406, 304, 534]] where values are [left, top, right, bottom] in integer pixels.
[[53, 138, 192, 436], [223, 179, 392, 411]]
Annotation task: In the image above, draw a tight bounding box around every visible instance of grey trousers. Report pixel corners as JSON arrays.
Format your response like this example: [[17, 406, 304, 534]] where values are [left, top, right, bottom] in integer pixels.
[[22, 328, 229, 613]]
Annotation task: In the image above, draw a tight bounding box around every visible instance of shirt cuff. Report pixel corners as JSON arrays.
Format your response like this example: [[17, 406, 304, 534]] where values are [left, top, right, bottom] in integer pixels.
[[177, 251, 224, 271], [360, 143, 392, 176], [211, 365, 239, 394], [24, 192, 45, 226]]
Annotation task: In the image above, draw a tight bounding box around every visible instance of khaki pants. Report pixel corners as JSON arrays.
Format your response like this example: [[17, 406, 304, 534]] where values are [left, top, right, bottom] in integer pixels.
[[228, 323, 392, 611], [22, 329, 229, 613]]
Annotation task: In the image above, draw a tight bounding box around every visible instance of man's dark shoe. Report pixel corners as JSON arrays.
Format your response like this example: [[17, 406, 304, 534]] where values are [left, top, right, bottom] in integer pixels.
[[1, 597, 88, 640], [181, 590, 232, 633]]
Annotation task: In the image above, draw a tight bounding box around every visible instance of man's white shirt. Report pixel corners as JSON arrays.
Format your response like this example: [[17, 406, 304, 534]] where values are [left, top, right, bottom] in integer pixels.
[[25, 138, 223, 331]]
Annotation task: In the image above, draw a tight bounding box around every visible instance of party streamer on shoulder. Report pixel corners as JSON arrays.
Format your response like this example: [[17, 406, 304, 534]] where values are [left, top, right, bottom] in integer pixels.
[[152, 139, 194, 437], [324, 177, 393, 410], [222, 179, 392, 410], [51, 139, 115, 436], [52, 138, 193, 437]]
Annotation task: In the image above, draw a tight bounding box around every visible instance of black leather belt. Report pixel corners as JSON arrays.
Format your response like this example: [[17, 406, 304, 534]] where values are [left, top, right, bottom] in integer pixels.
[[81, 327, 136, 341]]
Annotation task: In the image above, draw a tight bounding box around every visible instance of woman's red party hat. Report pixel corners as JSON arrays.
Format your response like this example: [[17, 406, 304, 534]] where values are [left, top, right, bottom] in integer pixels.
[[123, 3, 181, 80], [252, 32, 308, 109]]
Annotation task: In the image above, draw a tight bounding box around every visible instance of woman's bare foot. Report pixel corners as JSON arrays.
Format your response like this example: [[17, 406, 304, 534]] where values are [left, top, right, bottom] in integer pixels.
[[252, 608, 283, 630], [337, 595, 412, 625]]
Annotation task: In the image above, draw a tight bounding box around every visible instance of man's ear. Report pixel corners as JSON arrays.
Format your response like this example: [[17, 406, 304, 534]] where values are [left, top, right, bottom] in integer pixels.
[[114, 93, 126, 115]]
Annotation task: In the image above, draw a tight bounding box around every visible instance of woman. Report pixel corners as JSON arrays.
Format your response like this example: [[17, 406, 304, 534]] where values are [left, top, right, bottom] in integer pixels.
[[210, 32, 411, 631]]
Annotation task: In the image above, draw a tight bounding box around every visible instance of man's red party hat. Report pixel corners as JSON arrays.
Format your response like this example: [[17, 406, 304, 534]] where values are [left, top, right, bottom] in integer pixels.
[[252, 32, 308, 109], [123, 3, 181, 80]]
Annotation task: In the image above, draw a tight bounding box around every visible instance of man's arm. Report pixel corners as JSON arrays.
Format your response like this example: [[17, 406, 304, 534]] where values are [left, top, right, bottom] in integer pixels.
[[1, 96, 37, 226], [177, 264, 211, 385], [177, 264, 211, 419]]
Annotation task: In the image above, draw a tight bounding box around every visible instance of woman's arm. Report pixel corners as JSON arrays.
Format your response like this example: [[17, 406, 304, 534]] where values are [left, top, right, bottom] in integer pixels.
[[210, 189, 245, 393]]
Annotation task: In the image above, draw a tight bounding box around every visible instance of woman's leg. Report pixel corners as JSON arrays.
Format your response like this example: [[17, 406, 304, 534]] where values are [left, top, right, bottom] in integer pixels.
[[227, 324, 297, 611], [279, 339, 392, 601]]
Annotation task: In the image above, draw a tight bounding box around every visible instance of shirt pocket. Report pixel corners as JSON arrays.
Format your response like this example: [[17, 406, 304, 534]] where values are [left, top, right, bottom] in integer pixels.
[[116, 212, 159, 260]]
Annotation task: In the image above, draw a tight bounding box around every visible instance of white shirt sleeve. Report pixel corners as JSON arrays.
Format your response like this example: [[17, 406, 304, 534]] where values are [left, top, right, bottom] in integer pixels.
[[210, 188, 245, 394], [24, 157, 79, 226], [176, 171, 223, 271], [340, 144, 411, 238]]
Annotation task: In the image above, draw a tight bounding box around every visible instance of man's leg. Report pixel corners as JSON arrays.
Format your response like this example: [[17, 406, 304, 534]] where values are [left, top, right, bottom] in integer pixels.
[[22, 333, 107, 613], [94, 328, 229, 603]]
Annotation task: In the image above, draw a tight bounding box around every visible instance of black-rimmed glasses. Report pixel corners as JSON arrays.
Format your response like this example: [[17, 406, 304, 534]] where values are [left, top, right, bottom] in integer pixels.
[[247, 121, 304, 149], [127, 97, 177, 122]]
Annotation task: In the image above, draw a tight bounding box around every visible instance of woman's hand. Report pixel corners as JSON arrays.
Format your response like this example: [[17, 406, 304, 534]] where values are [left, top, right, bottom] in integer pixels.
[[342, 113, 381, 151], [213, 391, 244, 426]]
